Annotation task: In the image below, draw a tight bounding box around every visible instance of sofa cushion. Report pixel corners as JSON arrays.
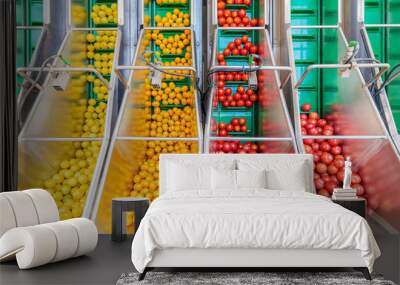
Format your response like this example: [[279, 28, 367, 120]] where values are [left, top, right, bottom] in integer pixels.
[[236, 169, 267, 189]]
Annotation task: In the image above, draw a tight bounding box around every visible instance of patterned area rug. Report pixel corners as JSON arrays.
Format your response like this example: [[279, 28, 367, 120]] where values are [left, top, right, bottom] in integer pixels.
[[116, 271, 396, 285]]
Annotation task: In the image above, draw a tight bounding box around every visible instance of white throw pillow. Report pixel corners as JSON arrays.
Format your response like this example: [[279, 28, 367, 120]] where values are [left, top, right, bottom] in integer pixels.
[[211, 168, 237, 190], [266, 167, 307, 192], [167, 162, 212, 191], [236, 169, 267, 189], [237, 158, 312, 192]]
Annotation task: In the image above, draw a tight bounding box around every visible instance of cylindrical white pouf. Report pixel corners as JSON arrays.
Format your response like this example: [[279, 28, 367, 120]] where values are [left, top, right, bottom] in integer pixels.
[[0, 226, 57, 269], [24, 189, 59, 224], [64, 218, 98, 257], [0, 196, 17, 237], [42, 221, 79, 262], [0, 192, 39, 227]]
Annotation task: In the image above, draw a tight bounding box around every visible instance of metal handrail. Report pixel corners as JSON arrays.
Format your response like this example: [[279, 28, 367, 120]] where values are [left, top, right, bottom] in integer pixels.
[[294, 63, 390, 89], [208, 137, 293, 141], [17, 67, 111, 90], [114, 65, 197, 90]]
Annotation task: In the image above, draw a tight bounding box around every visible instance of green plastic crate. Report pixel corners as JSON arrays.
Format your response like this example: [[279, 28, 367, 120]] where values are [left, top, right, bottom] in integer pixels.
[[144, 0, 191, 27], [212, 109, 255, 136]]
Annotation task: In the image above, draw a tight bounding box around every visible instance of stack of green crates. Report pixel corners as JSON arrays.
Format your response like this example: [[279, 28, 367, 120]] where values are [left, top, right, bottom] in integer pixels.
[[16, 0, 44, 95], [365, 0, 400, 132], [291, 0, 339, 116], [211, 29, 260, 138]]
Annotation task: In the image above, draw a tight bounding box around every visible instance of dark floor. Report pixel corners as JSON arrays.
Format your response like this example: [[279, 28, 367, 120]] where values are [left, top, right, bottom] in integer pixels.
[[1, 229, 399, 285], [0, 235, 134, 285]]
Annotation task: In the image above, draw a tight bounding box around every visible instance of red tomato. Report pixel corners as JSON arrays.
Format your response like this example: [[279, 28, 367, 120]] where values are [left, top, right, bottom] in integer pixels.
[[218, 122, 226, 129], [327, 165, 338, 175], [245, 100, 252, 107], [217, 88, 224, 96], [308, 112, 319, 120], [300, 113, 307, 120], [223, 10, 231, 17], [230, 101, 237, 107], [333, 159, 344, 168], [222, 101, 230, 107], [237, 86, 245, 94], [226, 124, 233, 132], [249, 46, 258, 54], [239, 118, 246, 125], [217, 53, 225, 62], [228, 42, 236, 50], [226, 17, 233, 24], [243, 0, 251, 5], [313, 154, 321, 163], [317, 119, 327, 127], [241, 93, 248, 101], [241, 73, 249, 81], [217, 81, 225, 88], [301, 103, 312, 112], [249, 95, 257, 102], [330, 146, 342, 155], [217, 10, 224, 17], [231, 11, 238, 18], [239, 9, 246, 18], [316, 163, 327, 174], [226, 73, 234, 81], [222, 142, 231, 152], [224, 88, 232, 96], [232, 48, 239, 55], [328, 139, 340, 146], [218, 96, 226, 102], [322, 129, 333, 136], [234, 125, 241, 132], [303, 139, 314, 145], [351, 174, 362, 184], [218, 17, 226, 26], [235, 0, 243, 4], [321, 152, 334, 164], [217, 1, 225, 9], [240, 125, 247, 132], [244, 42, 252, 50], [233, 93, 241, 101], [308, 128, 319, 135], [314, 178, 324, 190], [223, 48, 231, 56], [240, 49, 248, 56], [234, 38, 242, 46], [231, 118, 239, 126], [234, 73, 242, 81], [242, 16, 250, 26], [311, 143, 320, 151], [237, 100, 245, 107], [234, 17, 241, 25], [318, 189, 330, 197], [250, 18, 258, 26], [218, 74, 226, 81], [320, 142, 331, 152]]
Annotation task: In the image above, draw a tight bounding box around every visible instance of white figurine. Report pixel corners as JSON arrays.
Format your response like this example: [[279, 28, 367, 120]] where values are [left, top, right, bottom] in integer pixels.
[[343, 157, 352, 190]]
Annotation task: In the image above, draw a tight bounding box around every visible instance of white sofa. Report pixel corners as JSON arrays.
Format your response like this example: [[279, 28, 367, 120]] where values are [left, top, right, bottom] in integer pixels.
[[0, 189, 98, 269]]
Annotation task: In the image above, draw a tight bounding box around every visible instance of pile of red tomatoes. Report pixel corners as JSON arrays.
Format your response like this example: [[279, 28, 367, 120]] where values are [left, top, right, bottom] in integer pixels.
[[210, 141, 260, 153], [217, 36, 258, 65], [216, 83, 258, 108], [211, 117, 248, 136], [300, 103, 365, 198], [217, 1, 258, 27]]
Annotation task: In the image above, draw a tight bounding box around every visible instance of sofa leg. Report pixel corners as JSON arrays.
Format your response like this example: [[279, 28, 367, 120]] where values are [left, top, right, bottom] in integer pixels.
[[138, 268, 148, 281], [354, 267, 371, 280]]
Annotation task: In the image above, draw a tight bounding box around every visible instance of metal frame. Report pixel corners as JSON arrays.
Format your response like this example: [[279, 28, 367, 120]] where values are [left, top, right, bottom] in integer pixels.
[[357, 0, 400, 153], [204, 27, 298, 153], [287, 25, 396, 153], [18, 26, 122, 219], [90, 24, 204, 222]]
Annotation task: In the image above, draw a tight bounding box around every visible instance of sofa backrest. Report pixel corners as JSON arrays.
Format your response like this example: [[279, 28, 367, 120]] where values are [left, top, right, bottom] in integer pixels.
[[159, 154, 315, 195]]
